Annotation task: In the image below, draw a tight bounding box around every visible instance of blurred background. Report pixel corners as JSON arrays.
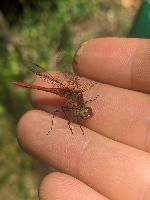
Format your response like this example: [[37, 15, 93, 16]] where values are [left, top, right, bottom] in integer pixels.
[[0, 0, 148, 199]]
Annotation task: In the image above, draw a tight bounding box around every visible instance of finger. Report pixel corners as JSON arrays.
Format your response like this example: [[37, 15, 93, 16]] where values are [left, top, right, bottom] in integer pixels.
[[17, 110, 150, 200], [73, 38, 150, 93], [30, 77, 150, 152], [39, 172, 109, 200]]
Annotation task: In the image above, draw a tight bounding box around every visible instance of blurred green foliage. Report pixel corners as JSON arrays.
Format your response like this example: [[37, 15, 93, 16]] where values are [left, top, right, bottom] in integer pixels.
[[0, 0, 137, 199]]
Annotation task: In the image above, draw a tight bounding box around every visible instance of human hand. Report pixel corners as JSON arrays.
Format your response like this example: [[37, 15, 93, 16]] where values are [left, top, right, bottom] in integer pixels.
[[17, 38, 150, 200]]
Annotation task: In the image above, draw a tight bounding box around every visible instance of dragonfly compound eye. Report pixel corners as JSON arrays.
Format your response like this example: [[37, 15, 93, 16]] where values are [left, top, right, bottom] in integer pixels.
[[80, 107, 93, 119]]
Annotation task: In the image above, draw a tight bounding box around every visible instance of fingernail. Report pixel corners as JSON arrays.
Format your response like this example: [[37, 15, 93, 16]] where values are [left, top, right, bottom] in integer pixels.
[[73, 41, 88, 67]]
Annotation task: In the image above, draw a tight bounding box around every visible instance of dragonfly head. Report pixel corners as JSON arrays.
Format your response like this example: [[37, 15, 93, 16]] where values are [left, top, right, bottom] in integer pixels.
[[79, 107, 93, 119]]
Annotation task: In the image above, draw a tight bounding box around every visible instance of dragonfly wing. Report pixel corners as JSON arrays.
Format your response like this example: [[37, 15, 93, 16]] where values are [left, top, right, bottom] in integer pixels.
[[29, 63, 65, 87], [63, 73, 98, 92], [28, 63, 97, 92], [67, 73, 80, 89], [72, 75, 98, 92]]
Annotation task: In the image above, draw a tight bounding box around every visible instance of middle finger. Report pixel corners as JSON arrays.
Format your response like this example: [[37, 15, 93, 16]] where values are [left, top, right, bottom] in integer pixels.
[[31, 76, 150, 152]]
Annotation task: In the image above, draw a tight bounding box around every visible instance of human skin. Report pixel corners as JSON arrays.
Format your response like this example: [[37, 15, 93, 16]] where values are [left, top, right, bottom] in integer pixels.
[[17, 38, 150, 200]]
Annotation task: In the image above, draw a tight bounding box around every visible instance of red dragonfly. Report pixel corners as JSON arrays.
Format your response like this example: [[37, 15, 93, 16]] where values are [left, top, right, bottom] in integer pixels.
[[13, 63, 98, 134]]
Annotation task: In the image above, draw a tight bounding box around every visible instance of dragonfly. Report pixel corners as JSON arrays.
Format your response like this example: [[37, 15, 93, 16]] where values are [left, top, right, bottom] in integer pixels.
[[13, 63, 98, 134]]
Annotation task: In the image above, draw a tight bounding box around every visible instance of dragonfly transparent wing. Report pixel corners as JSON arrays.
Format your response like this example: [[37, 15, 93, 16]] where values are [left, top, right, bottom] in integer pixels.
[[29, 63, 65, 88], [29, 60, 97, 92], [62, 72, 98, 92], [54, 51, 98, 91]]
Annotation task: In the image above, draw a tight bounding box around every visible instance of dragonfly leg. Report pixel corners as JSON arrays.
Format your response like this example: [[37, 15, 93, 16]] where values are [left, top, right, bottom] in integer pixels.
[[67, 120, 74, 135], [80, 125, 84, 135], [75, 111, 84, 135], [61, 106, 74, 134], [48, 109, 60, 134]]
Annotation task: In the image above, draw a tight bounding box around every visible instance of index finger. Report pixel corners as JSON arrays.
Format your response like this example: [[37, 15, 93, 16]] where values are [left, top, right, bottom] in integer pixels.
[[73, 38, 150, 93]]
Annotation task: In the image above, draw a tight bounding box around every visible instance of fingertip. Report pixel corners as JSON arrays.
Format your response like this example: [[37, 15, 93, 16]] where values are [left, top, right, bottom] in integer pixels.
[[16, 110, 54, 156], [39, 172, 109, 200], [16, 110, 36, 148], [73, 37, 150, 92], [73, 39, 95, 75], [16, 110, 40, 154], [39, 172, 63, 200]]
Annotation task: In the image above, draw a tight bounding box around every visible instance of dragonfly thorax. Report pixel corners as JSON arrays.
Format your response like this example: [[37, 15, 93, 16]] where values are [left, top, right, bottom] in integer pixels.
[[63, 89, 81, 100]]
